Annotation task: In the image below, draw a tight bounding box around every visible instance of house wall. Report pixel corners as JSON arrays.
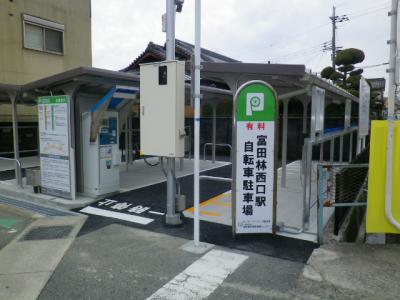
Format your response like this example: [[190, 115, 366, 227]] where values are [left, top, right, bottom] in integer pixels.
[[0, 0, 92, 84]]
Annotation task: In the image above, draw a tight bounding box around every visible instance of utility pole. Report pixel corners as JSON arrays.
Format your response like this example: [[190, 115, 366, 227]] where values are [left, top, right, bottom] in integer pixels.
[[164, 0, 183, 225], [329, 6, 349, 70], [331, 6, 336, 70], [385, 0, 400, 230]]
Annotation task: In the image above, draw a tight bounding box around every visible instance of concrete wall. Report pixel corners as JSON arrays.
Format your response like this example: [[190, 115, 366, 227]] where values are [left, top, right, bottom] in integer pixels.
[[0, 0, 92, 84]]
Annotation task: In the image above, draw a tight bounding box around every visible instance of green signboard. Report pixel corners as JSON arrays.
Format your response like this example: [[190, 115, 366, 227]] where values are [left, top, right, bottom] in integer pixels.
[[233, 81, 278, 234], [38, 95, 69, 105]]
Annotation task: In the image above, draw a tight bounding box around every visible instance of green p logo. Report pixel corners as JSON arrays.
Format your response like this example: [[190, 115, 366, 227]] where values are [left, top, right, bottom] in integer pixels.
[[246, 93, 264, 116]]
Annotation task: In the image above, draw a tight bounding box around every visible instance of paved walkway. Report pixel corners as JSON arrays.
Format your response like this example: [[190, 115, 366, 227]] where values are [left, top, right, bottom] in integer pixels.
[[297, 243, 400, 300], [38, 222, 400, 300], [0, 204, 33, 250], [39, 224, 306, 300], [182, 161, 334, 242], [0, 205, 399, 300], [0, 203, 86, 300]]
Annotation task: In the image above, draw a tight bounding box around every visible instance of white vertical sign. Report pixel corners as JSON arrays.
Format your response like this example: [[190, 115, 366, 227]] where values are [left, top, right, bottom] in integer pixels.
[[311, 86, 325, 138], [234, 81, 277, 234], [359, 77, 371, 137], [236, 122, 275, 233]]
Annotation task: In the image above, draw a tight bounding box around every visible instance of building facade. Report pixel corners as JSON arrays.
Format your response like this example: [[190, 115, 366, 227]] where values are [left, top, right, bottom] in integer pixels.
[[0, 0, 92, 84], [0, 0, 92, 155]]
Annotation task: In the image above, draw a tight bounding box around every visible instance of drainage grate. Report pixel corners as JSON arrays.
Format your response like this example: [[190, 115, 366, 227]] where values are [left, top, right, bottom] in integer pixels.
[[0, 196, 76, 217], [21, 225, 73, 241]]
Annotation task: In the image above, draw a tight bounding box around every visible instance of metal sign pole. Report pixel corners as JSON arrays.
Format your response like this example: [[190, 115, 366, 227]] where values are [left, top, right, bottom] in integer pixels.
[[182, 0, 213, 253], [193, 0, 201, 246]]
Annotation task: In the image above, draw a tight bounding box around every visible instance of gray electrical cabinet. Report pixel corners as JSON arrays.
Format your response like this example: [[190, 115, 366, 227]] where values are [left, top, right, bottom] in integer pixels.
[[140, 60, 185, 157]]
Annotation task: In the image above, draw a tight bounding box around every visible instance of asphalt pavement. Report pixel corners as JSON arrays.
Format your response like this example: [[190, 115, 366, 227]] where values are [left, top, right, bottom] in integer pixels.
[[77, 164, 315, 263], [39, 224, 306, 300]]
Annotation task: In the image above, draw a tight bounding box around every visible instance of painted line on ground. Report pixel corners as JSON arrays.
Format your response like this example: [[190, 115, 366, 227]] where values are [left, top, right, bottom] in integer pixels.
[[148, 210, 164, 216], [186, 193, 227, 213], [200, 211, 222, 217], [80, 206, 154, 225], [209, 200, 231, 207], [146, 249, 248, 300]]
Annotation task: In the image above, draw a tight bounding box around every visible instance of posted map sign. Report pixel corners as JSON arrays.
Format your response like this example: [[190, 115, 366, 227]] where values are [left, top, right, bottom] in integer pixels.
[[38, 95, 73, 199], [234, 81, 277, 234]]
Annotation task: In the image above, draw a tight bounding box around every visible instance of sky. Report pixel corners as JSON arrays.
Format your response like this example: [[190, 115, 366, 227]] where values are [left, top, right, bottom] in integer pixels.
[[92, 0, 390, 85]]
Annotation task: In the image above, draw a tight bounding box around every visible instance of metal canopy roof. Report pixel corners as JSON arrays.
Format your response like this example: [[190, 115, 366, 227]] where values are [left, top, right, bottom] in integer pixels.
[[21, 66, 140, 92], [0, 63, 358, 106], [0, 66, 233, 105], [0, 67, 141, 105], [202, 62, 306, 76], [200, 62, 359, 103], [0, 83, 20, 92]]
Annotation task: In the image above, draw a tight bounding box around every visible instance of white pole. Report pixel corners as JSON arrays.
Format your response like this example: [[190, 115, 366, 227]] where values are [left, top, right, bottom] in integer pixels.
[[194, 0, 201, 246], [166, 0, 175, 60], [10, 93, 21, 187], [281, 99, 288, 188], [385, 0, 400, 229]]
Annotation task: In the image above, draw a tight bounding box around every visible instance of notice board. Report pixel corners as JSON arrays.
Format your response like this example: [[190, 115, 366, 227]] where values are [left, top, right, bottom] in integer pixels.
[[38, 95, 73, 199]]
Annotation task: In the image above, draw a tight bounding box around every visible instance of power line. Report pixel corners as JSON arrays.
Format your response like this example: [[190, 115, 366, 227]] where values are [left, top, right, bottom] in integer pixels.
[[269, 2, 389, 51], [335, 0, 389, 10], [348, 6, 390, 20], [270, 42, 327, 61], [274, 48, 326, 64], [347, 3, 390, 17], [264, 23, 331, 50], [272, 50, 323, 63], [266, 2, 390, 65], [304, 51, 325, 65], [359, 62, 389, 69], [336, 5, 389, 28], [315, 51, 329, 71]]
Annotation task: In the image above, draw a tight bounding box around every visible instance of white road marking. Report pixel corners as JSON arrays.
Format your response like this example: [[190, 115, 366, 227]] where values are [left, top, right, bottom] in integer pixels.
[[148, 211, 165, 215], [80, 206, 154, 225], [146, 249, 248, 300]]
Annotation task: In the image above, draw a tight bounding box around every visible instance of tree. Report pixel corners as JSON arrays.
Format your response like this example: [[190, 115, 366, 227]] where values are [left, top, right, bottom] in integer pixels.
[[321, 48, 365, 97], [321, 48, 382, 117]]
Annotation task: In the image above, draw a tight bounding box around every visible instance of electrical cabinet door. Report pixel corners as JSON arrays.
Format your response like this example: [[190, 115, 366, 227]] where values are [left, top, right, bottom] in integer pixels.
[[140, 60, 185, 157]]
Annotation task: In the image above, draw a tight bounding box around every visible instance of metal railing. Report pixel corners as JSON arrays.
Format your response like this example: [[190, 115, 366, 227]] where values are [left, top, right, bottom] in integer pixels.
[[302, 127, 358, 231], [0, 156, 23, 187], [0, 149, 39, 156], [199, 175, 232, 183], [277, 127, 360, 237], [203, 143, 232, 162], [317, 163, 369, 244]]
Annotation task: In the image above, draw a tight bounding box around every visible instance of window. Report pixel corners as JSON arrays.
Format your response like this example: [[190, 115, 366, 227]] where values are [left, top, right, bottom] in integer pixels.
[[23, 14, 64, 54]]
